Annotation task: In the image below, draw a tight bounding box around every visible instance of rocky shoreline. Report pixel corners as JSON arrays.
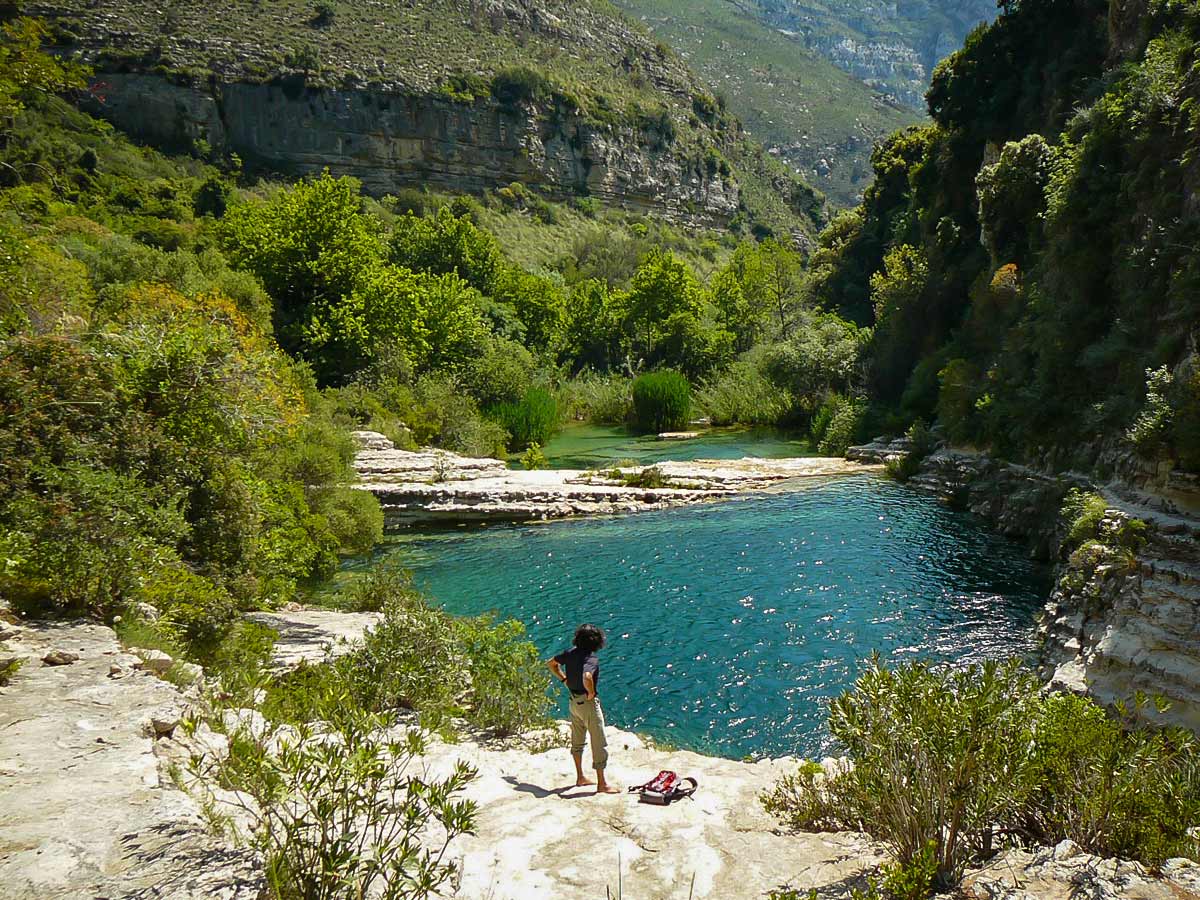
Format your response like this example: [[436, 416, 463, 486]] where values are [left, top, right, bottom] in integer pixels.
[[849, 437, 1200, 735], [352, 430, 883, 523]]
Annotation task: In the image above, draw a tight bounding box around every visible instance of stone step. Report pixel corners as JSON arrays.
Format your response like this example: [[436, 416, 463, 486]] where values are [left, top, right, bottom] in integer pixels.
[[1139, 557, 1200, 587], [1140, 573, 1200, 605]]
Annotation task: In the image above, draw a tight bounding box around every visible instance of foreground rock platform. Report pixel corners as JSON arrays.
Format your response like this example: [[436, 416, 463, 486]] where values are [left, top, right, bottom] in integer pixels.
[[0, 620, 262, 900], [5, 612, 1200, 899], [351, 431, 883, 523]]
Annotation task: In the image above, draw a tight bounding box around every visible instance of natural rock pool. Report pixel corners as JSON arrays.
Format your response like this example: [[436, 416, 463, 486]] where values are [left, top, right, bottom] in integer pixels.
[[532, 423, 813, 469], [341, 476, 1049, 759]]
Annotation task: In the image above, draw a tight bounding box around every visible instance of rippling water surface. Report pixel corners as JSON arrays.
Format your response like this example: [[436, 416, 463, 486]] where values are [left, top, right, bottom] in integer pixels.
[[347, 476, 1049, 759]]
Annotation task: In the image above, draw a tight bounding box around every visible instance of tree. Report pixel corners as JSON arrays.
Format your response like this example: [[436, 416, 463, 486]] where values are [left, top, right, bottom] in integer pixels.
[[493, 268, 564, 350], [221, 172, 382, 371], [323, 266, 488, 379], [976, 134, 1052, 268], [624, 248, 702, 358], [0, 17, 87, 123], [558, 279, 626, 372], [389, 208, 503, 295], [724, 239, 806, 340]]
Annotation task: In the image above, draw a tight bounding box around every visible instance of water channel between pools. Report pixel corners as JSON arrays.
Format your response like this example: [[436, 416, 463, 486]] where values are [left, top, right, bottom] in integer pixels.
[[338, 465, 1051, 760]]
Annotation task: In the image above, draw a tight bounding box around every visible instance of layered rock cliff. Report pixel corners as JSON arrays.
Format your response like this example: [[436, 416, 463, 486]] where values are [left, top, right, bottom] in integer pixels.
[[81, 73, 741, 225], [30, 0, 823, 231]]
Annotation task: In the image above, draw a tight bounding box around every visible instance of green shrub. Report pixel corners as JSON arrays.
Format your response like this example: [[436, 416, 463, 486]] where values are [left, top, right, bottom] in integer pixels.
[[1021, 692, 1200, 865], [631, 370, 691, 434], [698, 358, 793, 427], [765, 659, 1041, 887], [492, 386, 559, 450], [620, 466, 669, 489], [490, 66, 552, 107], [520, 442, 549, 470], [885, 419, 936, 483], [276, 567, 553, 736], [558, 372, 633, 425], [140, 565, 238, 648], [0, 656, 22, 685], [814, 395, 867, 456], [764, 659, 1200, 885], [1060, 489, 1108, 550], [455, 615, 551, 735], [205, 711, 477, 900]]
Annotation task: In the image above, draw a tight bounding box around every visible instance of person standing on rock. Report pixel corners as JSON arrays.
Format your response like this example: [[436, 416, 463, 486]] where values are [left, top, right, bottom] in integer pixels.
[[548, 624, 619, 794]]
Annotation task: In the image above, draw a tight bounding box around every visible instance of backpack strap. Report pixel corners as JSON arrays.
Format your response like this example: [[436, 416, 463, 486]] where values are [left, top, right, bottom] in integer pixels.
[[672, 777, 698, 800]]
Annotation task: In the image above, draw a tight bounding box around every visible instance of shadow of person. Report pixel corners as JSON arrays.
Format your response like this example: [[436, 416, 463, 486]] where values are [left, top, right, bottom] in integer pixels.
[[502, 775, 593, 799]]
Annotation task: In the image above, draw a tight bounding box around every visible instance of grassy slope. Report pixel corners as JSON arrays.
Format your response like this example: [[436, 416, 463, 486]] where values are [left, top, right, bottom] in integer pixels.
[[34, 0, 828, 238], [614, 0, 915, 206], [756, 0, 997, 104]]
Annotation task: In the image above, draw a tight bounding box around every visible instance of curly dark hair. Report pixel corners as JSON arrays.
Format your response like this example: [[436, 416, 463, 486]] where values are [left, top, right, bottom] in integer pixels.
[[573, 623, 606, 653]]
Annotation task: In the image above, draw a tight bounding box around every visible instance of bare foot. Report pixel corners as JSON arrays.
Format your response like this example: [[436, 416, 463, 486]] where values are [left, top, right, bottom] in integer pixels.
[[575, 777, 595, 787], [597, 783, 620, 794]]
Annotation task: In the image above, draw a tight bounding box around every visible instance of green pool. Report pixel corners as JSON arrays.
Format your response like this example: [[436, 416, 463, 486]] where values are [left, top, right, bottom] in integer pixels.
[[530, 423, 814, 469]]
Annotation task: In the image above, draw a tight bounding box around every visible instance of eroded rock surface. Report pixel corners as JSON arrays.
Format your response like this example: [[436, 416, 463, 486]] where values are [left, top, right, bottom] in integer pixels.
[[0, 621, 262, 899], [959, 840, 1200, 900], [245, 608, 381, 670], [352, 431, 882, 523]]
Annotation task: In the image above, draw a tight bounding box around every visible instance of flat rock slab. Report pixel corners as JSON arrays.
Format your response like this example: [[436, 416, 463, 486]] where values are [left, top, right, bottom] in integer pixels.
[[246, 609, 381, 669], [0, 621, 261, 899], [353, 430, 883, 524], [394, 724, 883, 899]]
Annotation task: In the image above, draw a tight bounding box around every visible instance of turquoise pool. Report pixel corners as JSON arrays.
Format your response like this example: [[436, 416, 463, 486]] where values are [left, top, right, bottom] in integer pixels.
[[339, 476, 1049, 759]]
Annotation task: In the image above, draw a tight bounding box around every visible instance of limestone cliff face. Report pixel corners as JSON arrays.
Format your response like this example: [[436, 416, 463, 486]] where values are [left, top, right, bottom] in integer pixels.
[[1040, 451, 1200, 733], [86, 74, 739, 225]]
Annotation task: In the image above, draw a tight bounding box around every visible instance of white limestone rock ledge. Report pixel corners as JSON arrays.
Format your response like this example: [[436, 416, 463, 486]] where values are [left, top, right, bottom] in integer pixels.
[[0, 620, 262, 900], [350, 430, 883, 523]]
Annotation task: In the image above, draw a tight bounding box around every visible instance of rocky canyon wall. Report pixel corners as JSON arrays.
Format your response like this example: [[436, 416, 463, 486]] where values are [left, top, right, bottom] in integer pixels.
[[86, 73, 739, 225]]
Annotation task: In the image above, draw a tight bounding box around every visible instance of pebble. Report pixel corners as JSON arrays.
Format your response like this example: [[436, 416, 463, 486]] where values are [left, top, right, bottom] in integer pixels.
[[130, 648, 173, 675], [42, 650, 80, 666]]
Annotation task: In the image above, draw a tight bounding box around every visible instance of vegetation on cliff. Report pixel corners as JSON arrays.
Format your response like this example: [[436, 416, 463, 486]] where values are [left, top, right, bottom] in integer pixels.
[[809, 0, 1200, 475], [613, 0, 917, 205], [28, 0, 827, 239]]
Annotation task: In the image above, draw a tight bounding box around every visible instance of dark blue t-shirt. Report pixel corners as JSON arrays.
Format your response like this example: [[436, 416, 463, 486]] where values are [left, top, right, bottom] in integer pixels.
[[553, 646, 599, 694]]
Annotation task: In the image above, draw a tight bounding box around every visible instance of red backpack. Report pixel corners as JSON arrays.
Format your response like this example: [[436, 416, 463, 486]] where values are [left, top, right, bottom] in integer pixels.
[[628, 770, 698, 805]]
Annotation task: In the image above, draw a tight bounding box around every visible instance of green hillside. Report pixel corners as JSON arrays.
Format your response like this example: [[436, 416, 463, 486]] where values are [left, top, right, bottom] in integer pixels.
[[758, 0, 997, 108], [811, 0, 1200, 474], [616, 0, 916, 205], [29, 0, 827, 238]]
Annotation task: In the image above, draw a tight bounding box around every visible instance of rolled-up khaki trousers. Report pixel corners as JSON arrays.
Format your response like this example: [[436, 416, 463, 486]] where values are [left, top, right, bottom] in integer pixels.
[[569, 694, 608, 770]]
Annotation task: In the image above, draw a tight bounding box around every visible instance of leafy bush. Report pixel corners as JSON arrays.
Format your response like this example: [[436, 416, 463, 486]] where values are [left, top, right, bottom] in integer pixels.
[[490, 66, 553, 107], [557, 372, 633, 425], [884, 420, 937, 483], [812, 394, 867, 456], [699, 357, 793, 426], [209, 711, 477, 900], [1060, 488, 1109, 550], [140, 565, 238, 648], [454, 615, 549, 734], [273, 568, 552, 736], [631, 370, 692, 433], [764, 659, 1200, 885], [492, 386, 559, 450], [520, 442, 550, 470], [618, 466, 669, 489]]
